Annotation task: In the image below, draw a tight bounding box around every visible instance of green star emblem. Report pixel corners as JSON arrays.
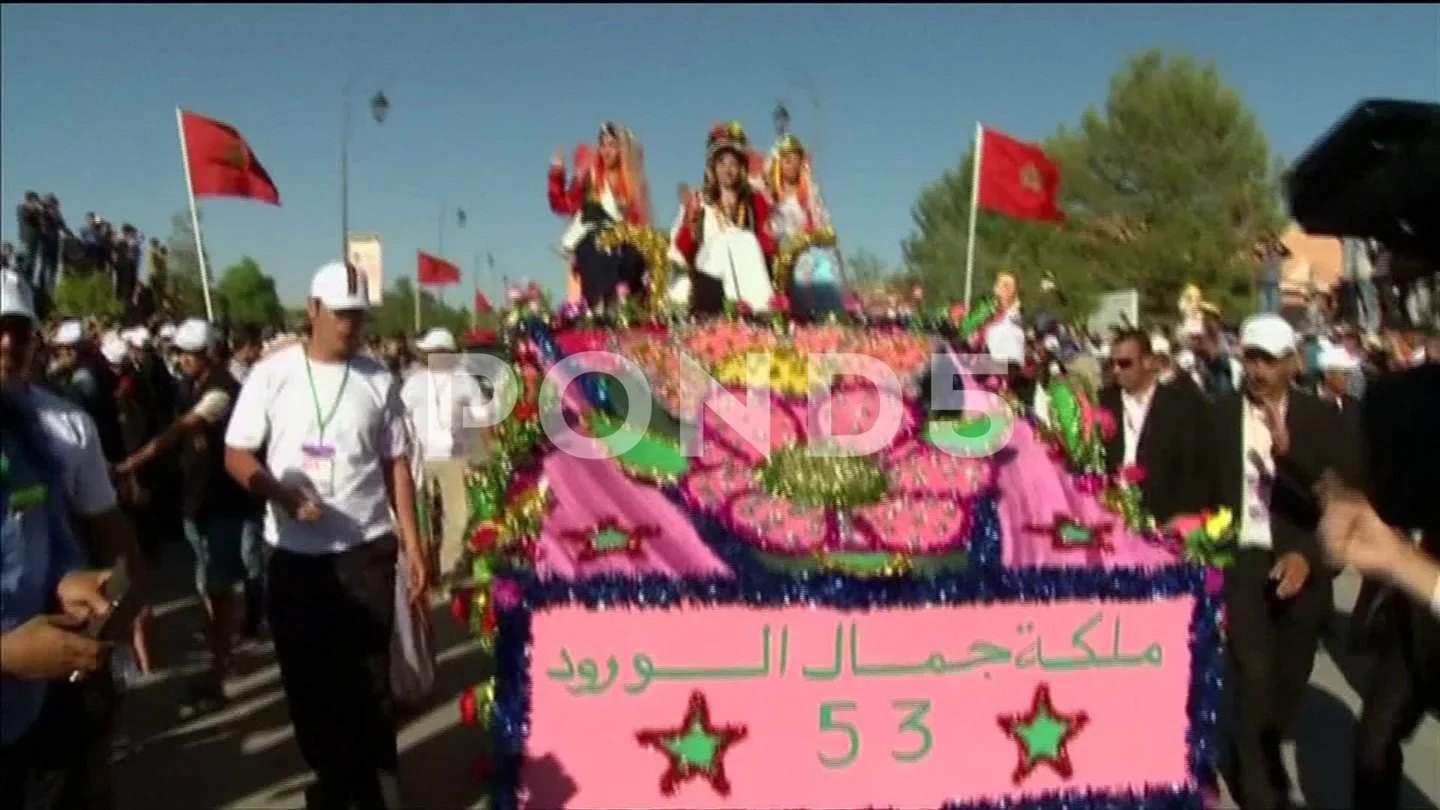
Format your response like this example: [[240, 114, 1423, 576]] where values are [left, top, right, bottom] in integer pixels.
[[999, 683, 1089, 784], [664, 719, 722, 770]]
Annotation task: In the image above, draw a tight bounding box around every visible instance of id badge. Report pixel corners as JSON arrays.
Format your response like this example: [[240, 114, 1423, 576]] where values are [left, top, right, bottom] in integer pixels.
[[300, 443, 335, 497]]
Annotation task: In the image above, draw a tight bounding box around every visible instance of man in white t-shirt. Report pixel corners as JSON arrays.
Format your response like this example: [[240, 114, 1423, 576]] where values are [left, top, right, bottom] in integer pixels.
[[1, 268, 146, 808], [399, 327, 497, 583], [223, 261, 426, 810]]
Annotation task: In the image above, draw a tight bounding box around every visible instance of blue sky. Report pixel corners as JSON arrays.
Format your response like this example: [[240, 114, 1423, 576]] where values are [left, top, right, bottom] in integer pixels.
[[2, 4, 1436, 305]]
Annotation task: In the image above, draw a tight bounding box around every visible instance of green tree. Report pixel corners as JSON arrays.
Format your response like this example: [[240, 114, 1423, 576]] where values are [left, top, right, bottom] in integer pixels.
[[54, 271, 123, 320], [902, 49, 1284, 323], [367, 277, 471, 338], [217, 256, 283, 326], [163, 211, 216, 319], [844, 249, 893, 289]]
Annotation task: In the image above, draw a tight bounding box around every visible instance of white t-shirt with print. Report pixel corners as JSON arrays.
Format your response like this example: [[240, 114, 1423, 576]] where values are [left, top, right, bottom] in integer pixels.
[[224, 344, 412, 555], [29, 385, 118, 520]]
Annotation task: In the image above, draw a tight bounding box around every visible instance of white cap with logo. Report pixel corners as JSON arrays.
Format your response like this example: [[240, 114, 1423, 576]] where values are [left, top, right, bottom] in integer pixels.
[[415, 327, 457, 352], [310, 261, 370, 311], [53, 320, 85, 347], [0, 269, 36, 321], [1239, 314, 1297, 357], [173, 318, 214, 354]]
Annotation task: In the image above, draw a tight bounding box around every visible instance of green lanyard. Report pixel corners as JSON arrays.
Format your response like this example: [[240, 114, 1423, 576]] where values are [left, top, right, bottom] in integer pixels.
[[303, 356, 351, 442]]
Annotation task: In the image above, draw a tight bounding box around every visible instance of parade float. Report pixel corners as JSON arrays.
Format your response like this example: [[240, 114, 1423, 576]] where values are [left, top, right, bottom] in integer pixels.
[[448, 281, 1231, 810]]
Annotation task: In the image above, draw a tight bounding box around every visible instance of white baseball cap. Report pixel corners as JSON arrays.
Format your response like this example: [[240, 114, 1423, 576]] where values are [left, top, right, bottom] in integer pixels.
[[123, 326, 152, 348], [1239, 314, 1297, 357], [1317, 343, 1359, 372], [415, 327, 457, 352], [0, 269, 36, 321], [53, 319, 84, 347], [173, 318, 213, 353], [309, 261, 370, 311], [100, 333, 128, 364], [985, 320, 1026, 365]]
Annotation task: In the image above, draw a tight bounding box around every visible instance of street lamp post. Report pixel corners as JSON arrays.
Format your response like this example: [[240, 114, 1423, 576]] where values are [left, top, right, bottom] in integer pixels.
[[340, 83, 389, 259], [786, 67, 820, 173], [773, 102, 791, 138]]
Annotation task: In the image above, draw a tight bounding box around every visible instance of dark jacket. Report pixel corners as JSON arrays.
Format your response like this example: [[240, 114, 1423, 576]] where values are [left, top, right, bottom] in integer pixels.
[[1210, 389, 1362, 572], [1100, 381, 1216, 524]]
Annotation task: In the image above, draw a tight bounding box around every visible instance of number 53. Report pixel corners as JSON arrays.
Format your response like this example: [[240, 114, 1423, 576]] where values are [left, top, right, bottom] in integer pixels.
[[817, 699, 933, 768]]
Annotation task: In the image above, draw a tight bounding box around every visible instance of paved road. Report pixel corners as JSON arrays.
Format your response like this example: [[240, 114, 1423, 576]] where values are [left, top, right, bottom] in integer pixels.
[[114, 557, 1438, 809]]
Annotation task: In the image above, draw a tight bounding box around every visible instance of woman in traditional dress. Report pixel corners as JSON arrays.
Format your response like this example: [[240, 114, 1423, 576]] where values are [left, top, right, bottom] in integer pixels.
[[764, 133, 844, 316], [668, 122, 776, 315], [546, 122, 652, 308]]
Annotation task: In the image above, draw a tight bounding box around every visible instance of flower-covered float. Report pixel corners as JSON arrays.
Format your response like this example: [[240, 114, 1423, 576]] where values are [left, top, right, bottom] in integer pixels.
[[452, 288, 1231, 810]]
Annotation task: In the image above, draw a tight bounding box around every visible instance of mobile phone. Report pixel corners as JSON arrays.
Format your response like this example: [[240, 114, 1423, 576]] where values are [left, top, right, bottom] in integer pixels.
[[86, 558, 142, 642]]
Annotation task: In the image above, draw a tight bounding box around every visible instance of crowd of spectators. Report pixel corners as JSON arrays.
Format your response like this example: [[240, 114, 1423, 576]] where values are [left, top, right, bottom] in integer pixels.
[[2, 191, 169, 322]]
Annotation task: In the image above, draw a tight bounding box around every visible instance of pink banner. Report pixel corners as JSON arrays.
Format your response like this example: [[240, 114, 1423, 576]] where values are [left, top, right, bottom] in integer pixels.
[[524, 597, 1195, 809]]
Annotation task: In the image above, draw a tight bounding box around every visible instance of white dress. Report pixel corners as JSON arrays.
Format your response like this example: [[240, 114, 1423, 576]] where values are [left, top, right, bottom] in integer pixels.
[[667, 202, 774, 312]]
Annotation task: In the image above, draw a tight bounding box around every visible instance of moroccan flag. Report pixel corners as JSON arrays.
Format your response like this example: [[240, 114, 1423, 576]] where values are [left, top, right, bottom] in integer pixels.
[[417, 251, 460, 287], [179, 110, 281, 205], [976, 126, 1063, 223], [474, 291, 492, 314]]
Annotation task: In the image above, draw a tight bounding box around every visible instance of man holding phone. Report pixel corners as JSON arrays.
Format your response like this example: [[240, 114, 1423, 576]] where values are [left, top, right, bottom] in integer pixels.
[[1, 268, 128, 809]]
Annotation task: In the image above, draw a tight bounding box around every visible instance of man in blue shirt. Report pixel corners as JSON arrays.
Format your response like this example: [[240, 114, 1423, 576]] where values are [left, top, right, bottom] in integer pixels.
[[1, 268, 117, 809]]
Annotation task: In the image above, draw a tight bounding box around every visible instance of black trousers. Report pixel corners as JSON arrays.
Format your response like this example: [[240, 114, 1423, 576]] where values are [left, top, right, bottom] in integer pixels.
[[0, 677, 115, 810], [573, 232, 644, 308], [1223, 548, 1331, 810], [268, 535, 400, 810], [1353, 596, 1440, 808]]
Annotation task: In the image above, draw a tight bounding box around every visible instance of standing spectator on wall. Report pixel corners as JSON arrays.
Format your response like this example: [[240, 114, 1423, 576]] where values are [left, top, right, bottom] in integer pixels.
[[1, 241, 14, 273], [15, 191, 42, 283], [35, 194, 68, 304]]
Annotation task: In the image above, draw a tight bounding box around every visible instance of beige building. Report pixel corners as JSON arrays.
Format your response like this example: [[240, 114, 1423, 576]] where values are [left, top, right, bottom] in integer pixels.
[[1278, 224, 1342, 305]]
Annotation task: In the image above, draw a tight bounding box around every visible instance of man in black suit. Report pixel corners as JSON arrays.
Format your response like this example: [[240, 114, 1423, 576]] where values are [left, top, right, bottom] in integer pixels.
[[1214, 314, 1360, 810], [1098, 330, 1214, 523]]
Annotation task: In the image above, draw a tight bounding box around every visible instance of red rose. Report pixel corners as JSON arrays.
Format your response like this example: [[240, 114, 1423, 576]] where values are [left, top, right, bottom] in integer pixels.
[[769, 294, 791, 313], [449, 589, 472, 624], [1120, 463, 1148, 485], [470, 523, 500, 553], [459, 687, 479, 726], [736, 302, 753, 317], [481, 604, 498, 633], [513, 401, 539, 421]]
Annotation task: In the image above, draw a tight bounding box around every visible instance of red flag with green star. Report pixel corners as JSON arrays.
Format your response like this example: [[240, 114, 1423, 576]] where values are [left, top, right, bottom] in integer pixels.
[[179, 110, 281, 205]]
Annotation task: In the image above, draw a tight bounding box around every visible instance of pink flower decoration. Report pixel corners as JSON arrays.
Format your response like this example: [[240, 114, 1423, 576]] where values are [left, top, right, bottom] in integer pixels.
[[505, 285, 522, 303], [948, 303, 967, 321], [1204, 567, 1225, 597], [679, 386, 993, 555], [1093, 408, 1118, 441], [492, 577, 522, 608], [616, 282, 631, 301], [1120, 463, 1148, 485]]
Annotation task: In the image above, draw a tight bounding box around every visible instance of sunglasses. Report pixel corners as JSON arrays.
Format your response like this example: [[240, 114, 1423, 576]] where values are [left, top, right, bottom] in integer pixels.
[[1110, 358, 1138, 369]]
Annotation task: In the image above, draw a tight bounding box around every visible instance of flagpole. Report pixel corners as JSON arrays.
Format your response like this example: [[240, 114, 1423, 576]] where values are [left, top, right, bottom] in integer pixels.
[[962, 121, 984, 308], [175, 107, 215, 321]]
